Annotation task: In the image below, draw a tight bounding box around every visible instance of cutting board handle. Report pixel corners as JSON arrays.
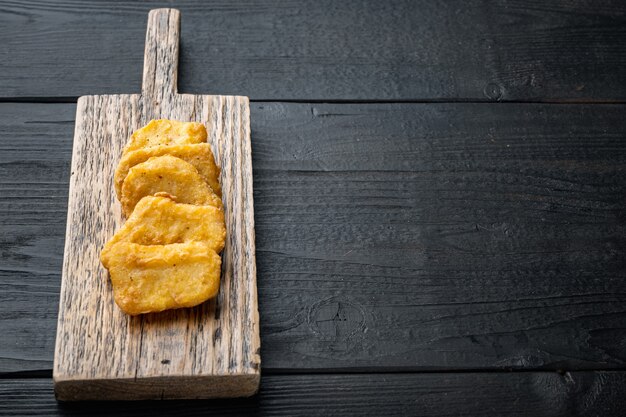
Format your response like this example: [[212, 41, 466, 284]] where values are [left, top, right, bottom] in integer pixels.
[[142, 8, 180, 104]]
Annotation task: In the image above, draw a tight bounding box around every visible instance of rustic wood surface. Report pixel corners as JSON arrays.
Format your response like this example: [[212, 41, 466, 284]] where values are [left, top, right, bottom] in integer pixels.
[[2, 101, 624, 374], [3, 372, 626, 416], [1, 0, 626, 102], [1, 0, 626, 414], [52, 9, 260, 400]]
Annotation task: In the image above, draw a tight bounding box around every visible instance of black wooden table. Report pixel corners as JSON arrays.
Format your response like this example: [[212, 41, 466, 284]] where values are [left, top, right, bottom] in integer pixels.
[[1, 1, 625, 415]]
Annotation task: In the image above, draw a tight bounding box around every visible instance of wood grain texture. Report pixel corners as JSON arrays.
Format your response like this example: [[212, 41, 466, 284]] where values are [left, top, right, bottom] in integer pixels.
[[0, 104, 74, 373], [52, 9, 260, 400], [2, 372, 626, 416], [1, 0, 626, 101], [254, 102, 626, 371], [2, 101, 624, 375]]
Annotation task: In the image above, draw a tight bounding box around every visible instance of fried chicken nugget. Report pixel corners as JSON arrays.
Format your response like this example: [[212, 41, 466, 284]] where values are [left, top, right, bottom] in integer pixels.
[[100, 242, 221, 315], [114, 143, 221, 201], [102, 195, 225, 254], [123, 119, 207, 155], [120, 155, 222, 217]]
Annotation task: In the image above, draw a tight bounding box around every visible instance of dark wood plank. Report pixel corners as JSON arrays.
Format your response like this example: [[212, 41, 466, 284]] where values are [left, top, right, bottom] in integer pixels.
[[1, 0, 626, 101], [1, 102, 625, 374], [0, 104, 74, 373], [255, 102, 626, 371], [1, 372, 625, 416]]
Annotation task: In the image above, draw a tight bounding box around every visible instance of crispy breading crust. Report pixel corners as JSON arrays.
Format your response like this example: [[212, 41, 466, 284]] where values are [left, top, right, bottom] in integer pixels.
[[115, 143, 222, 200], [101, 195, 225, 254], [101, 120, 226, 315], [101, 242, 221, 315], [123, 119, 207, 155], [120, 155, 222, 217]]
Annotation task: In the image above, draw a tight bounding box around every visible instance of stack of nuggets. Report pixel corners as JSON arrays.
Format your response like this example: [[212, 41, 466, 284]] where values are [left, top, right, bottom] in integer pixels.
[[100, 120, 226, 315]]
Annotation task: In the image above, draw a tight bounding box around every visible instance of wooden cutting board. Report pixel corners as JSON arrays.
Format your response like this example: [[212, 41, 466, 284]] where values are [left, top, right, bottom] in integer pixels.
[[53, 8, 260, 401]]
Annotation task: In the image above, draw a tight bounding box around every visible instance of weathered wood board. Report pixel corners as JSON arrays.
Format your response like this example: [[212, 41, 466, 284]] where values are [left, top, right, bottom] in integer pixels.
[[53, 8, 260, 400]]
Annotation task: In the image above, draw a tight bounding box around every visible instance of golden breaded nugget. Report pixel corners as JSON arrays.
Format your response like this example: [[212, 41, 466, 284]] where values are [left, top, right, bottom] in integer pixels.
[[101, 195, 225, 254], [123, 119, 207, 155], [114, 143, 221, 201], [100, 242, 221, 315], [120, 155, 222, 216]]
